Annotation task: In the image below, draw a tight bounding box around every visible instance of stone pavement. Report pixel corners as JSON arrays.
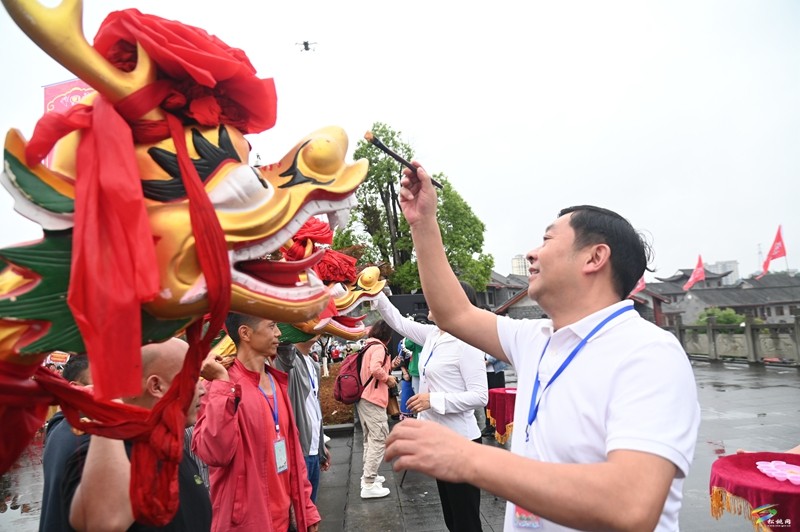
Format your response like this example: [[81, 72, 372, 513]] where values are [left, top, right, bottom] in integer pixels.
[[316, 360, 800, 532], [1, 360, 797, 530]]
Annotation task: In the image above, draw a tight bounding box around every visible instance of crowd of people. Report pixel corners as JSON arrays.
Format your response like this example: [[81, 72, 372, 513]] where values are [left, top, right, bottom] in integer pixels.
[[28, 161, 775, 532]]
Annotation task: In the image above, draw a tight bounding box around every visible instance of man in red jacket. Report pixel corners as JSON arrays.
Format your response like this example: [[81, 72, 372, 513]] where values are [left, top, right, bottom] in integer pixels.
[[193, 313, 320, 531]]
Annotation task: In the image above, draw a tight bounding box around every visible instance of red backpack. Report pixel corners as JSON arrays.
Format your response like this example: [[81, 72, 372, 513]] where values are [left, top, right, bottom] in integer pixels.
[[333, 340, 388, 405]]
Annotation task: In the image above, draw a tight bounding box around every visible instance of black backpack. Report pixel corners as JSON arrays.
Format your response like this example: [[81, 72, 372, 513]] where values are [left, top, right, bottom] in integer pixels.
[[333, 340, 388, 404]]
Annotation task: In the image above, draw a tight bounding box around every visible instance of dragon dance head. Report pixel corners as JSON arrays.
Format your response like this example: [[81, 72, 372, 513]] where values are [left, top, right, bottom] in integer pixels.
[[0, 1, 371, 520], [280, 218, 386, 341], [0, 2, 372, 523], [0, 1, 368, 375]]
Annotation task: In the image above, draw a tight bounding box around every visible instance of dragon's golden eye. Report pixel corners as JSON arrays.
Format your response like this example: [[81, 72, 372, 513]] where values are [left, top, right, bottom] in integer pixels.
[[302, 138, 345, 176]]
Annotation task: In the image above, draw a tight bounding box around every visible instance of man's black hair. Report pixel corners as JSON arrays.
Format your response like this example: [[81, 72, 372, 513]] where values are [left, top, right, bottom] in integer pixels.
[[225, 313, 266, 348], [368, 319, 394, 344], [62, 354, 90, 384], [558, 205, 652, 299]]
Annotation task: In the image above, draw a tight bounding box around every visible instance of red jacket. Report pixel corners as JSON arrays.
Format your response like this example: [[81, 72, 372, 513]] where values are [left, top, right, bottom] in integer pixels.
[[192, 360, 320, 531]]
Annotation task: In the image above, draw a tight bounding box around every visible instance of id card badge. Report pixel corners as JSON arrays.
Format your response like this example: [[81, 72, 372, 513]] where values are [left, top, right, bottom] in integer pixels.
[[514, 505, 542, 528], [274, 437, 288, 473]]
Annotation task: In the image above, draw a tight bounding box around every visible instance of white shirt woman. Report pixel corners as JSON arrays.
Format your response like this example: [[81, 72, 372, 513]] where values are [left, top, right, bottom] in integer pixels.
[[373, 292, 488, 440]]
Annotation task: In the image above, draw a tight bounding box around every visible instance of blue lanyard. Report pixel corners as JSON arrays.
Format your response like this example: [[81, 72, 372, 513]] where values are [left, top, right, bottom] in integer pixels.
[[526, 305, 633, 442], [306, 357, 317, 397], [257, 373, 280, 435], [422, 332, 444, 377]]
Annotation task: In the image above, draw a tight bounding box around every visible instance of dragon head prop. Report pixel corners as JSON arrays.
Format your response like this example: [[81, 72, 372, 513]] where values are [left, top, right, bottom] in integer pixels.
[[280, 218, 386, 341], [0, 1, 366, 380], [0, 1, 367, 522]]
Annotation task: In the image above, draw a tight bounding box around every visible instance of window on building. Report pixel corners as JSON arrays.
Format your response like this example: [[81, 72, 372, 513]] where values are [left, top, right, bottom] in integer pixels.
[[765, 307, 772, 317], [487, 290, 495, 306], [790, 305, 800, 316], [776, 306, 785, 316]]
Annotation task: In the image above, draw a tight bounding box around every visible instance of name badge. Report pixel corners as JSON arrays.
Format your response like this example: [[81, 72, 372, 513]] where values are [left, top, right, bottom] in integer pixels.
[[514, 505, 542, 528], [274, 437, 288, 473]]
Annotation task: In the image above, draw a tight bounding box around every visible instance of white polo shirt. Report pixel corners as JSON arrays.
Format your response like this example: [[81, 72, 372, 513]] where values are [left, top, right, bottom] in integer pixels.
[[497, 300, 700, 532]]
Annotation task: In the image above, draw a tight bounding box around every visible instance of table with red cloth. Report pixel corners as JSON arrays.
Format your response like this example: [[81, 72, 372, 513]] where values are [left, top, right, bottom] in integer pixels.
[[710, 452, 800, 531], [486, 387, 517, 444]]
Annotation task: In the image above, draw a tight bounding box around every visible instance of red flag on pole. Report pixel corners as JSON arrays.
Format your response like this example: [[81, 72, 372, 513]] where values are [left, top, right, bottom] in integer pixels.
[[757, 226, 786, 279], [630, 276, 646, 296], [683, 255, 705, 291]]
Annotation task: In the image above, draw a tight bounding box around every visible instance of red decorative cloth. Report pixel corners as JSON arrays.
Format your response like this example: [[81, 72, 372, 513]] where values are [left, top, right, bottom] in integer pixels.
[[292, 217, 333, 246], [93, 9, 277, 134], [486, 387, 517, 444], [5, 8, 255, 525], [710, 452, 800, 530], [315, 249, 357, 283]]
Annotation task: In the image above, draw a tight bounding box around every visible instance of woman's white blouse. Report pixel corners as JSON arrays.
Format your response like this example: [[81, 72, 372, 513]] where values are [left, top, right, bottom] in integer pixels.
[[374, 293, 488, 440]]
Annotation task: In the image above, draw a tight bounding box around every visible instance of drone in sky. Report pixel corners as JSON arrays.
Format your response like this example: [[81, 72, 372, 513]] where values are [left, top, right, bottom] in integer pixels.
[[297, 41, 317, 52]]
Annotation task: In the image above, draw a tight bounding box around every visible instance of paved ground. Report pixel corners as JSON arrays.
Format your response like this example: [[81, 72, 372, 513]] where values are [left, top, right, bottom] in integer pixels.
[[2, 360, 798, 530], [317, 360, 800, 532]]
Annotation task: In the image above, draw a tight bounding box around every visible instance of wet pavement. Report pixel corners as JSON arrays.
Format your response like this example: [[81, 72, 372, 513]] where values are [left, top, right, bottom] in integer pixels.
[[2, 360, 798, 531], [317, 360, 800, 532]]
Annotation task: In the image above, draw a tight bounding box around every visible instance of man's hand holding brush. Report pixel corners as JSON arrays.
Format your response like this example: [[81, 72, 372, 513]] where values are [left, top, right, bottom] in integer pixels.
[[398, 163, 439, 228]]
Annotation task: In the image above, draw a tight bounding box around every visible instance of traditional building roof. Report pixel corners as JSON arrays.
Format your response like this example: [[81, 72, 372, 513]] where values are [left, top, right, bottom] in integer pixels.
[[494, 289, 530, 315], [487, 270, 527, 289], [739, 272, 800, 289], [655, 268, 732, 283]]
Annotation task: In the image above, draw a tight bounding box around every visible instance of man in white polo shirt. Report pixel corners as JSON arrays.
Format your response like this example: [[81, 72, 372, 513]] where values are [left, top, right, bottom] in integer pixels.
[[385, 164, 700, 531]]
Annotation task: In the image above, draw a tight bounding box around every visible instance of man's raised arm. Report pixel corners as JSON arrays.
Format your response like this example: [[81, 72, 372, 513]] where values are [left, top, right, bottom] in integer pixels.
[[398, 164, 507, 362]]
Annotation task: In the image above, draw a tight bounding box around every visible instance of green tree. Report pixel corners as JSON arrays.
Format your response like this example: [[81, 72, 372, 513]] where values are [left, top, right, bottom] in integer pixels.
[[696, 307, 746, 326], [348, 122, 493, 293]]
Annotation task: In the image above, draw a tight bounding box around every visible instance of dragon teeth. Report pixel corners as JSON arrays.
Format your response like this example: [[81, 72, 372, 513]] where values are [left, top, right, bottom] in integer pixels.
[[179, 274, 208, 304]]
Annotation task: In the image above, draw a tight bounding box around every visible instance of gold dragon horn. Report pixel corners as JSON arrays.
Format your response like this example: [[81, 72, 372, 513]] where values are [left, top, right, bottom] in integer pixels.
[[2, 0, 160, 119]]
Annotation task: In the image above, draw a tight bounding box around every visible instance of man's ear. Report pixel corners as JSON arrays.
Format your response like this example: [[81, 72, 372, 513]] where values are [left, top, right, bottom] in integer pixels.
[[583, 243, 612, 273], [144, 374, 166, 399], [238, 324, 251, 343]]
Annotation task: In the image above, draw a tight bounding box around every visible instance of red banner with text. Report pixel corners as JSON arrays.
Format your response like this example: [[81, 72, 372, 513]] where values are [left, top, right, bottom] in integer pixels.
[[42, 79, 94, 167]]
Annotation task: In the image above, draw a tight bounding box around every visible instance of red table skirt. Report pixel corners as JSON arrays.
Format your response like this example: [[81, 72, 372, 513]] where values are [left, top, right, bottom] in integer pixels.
[[486, 387, 517, 444], [710, 452, 800, 531]]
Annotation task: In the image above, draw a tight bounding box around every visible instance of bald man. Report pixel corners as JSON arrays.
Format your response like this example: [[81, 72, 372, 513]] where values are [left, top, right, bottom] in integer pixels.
[[63, 338, 211, 531]]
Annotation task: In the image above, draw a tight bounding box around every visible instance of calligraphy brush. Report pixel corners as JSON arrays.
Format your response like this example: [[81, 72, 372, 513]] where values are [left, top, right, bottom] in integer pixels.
[[363, 131, 443, 190]]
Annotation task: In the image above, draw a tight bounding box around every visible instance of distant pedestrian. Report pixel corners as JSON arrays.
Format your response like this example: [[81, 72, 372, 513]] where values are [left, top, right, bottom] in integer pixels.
[[273, 324, 331, 503], [357, 319, 396, 499]]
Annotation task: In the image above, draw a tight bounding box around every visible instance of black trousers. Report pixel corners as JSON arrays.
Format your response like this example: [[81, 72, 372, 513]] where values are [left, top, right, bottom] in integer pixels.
[[484, 371, 506, 426], [435, 437, 483, 532]]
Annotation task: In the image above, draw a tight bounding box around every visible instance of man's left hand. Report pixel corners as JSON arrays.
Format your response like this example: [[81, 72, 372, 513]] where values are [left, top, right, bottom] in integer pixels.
[[308, 524, 319, 532]]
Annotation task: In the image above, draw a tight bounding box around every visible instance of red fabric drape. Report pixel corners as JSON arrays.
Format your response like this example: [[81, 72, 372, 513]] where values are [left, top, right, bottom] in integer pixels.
[[710, 452, 800, 528], [2, 7, 279, 525], [315, 249, 357, 283]]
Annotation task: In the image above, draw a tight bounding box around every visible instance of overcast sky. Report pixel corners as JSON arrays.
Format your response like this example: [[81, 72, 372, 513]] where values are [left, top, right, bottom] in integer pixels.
[[0, 1, 797, 282]]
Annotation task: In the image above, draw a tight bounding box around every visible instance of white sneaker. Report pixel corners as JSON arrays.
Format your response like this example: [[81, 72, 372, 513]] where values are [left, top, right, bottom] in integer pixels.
[[360, 474, 385, 488], [360, 483, 390, 499]]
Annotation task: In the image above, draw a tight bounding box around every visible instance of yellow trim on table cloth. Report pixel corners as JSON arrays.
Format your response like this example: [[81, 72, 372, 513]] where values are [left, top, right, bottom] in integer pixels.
[[710, 486, 772, 532], [486, 408, 514, 445]]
